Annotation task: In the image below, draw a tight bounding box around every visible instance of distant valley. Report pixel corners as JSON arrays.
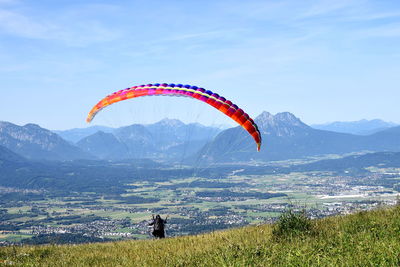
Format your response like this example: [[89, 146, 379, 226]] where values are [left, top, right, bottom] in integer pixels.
[[1, 113, 400, 245]]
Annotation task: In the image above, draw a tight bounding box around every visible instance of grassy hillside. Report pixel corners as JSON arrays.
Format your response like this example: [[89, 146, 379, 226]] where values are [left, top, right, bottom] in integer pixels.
[[1, 206, 400, 266]]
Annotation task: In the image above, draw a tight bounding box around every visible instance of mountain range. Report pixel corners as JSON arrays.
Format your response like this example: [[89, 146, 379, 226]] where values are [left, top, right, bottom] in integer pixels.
[[0, 122, 91, 161], [195, 112, 400, 163], [311, 119, 398, 135], [1, 113, 400, 163], [0, 119, 221, 162], [54, 126, 114, 144], [76, 119, 222, 160]]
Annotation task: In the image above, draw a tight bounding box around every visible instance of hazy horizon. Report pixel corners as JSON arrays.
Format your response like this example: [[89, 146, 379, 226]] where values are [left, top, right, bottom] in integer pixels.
[[2, 112, 398, 132]]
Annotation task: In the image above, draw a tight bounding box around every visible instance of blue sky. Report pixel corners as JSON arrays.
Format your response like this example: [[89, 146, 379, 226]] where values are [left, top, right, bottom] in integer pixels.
[[1, 0, 399, 130]]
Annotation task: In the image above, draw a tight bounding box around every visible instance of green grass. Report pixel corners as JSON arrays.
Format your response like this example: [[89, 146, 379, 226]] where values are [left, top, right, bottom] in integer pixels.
[[1, 206, 400, 266]]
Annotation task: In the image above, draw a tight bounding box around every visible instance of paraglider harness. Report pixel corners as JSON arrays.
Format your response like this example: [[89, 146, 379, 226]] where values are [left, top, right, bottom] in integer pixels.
[[149, 214, 168, 238]]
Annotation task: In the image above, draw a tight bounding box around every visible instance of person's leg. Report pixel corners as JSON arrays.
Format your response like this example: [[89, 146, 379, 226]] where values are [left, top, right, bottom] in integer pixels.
[[153, 230, 161, 238], [160, 231, 165, 238]]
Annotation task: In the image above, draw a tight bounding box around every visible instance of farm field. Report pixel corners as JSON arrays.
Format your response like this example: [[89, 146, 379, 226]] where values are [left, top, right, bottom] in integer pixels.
[[1, 159, 399, 245]]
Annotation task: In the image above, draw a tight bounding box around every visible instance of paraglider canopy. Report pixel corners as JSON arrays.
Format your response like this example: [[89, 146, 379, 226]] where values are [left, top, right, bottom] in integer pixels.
[[86, 83, 262, 151]]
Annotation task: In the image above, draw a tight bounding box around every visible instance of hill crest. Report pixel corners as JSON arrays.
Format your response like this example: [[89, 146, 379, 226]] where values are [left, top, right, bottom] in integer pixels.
[[1, 206, 398, 266]]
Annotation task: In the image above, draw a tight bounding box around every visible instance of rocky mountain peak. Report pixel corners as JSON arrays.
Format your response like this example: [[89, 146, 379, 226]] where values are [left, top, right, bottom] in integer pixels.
[[0, 121, 17, 132], [23, 123, 41, 129], [81, 131, 114, 140], [254, 111, 309, 136], [0, 121, 13, 127], [0, 121, 91, 160], [274, 112, 307, 127], [255, 111, 273, 123], [154, 118, 185, 127]]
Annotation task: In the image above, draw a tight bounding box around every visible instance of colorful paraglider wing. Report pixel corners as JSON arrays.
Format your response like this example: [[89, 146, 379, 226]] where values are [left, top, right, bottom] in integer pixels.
[[87, 83, 262, 151]]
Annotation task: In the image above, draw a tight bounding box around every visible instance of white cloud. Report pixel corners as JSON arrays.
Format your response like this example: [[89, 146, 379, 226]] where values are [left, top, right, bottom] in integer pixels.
[[0, 6, 122, 46], [0, 9, 53, 39]]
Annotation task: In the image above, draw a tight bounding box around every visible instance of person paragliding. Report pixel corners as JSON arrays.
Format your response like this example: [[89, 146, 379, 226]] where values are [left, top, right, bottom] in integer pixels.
[[149, 214, 168, 238]]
